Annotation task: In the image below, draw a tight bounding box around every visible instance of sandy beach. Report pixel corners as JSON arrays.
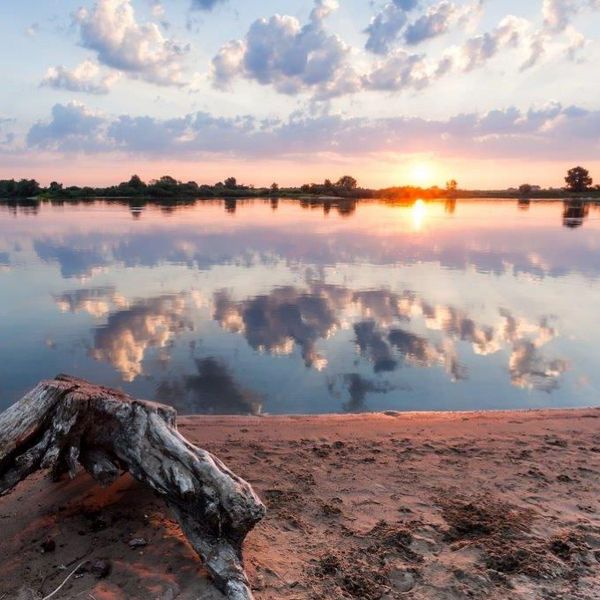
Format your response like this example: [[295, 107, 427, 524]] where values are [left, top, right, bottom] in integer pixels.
[[1, 407, 599, 599]]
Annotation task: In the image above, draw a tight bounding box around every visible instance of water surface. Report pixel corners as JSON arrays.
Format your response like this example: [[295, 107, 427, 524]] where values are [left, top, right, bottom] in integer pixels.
[[1, 197, 599, 414]]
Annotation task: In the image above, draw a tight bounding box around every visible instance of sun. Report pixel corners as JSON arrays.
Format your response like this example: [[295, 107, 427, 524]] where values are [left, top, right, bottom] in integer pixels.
[[408, 161, 436, 187]]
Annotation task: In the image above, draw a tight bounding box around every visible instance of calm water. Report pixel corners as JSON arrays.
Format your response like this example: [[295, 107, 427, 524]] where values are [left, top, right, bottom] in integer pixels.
[[1, 197, 599, 414]]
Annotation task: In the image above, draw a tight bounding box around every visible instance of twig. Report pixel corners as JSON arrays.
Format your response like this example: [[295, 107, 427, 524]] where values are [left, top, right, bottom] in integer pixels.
[[41, 562, 86, 600]]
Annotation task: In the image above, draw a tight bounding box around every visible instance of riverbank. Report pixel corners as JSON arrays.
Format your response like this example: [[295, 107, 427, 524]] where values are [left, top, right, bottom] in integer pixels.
[[1, 408, 599, 599]]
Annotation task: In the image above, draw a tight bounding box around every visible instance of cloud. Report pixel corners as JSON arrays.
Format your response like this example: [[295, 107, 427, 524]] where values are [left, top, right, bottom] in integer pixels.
[[25, 23, 40, 37], [520, 30, 548, 70], [190, 0, 227, 10], [365, 49, 431, 91], [453, 15, 526, 72], [25, 101, 600, 161], [404, 1, 477, 46], [542, 0, 600, 31], [74, 0, 189, 86], [365, 1, 418, 55], [41, 60, 120, 95], [211, 0, 360, 98], [364, 0, 479, 54], [0, 117, 16, 148], [26, 102, 107, 152], [365, 14, 527, 92], [543, 0, 577, 32]]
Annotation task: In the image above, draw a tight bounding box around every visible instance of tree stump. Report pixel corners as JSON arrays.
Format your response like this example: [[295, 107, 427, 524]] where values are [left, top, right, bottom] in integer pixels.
[[0, 375, 266, 600]]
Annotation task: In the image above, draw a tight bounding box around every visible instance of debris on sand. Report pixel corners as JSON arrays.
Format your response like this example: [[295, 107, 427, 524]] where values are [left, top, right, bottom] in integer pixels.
[[438, 495, 596, 581]]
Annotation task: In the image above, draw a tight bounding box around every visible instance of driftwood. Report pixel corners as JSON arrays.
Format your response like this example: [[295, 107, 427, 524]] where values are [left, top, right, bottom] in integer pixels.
[[0, 375, 266, 600]]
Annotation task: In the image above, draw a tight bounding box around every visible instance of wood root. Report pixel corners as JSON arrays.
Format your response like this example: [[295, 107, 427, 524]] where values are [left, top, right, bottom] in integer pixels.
[[0, 375, 266, 600]]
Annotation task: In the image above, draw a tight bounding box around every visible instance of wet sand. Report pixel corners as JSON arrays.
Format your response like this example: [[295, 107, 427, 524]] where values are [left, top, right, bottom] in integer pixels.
[[1, 408, 599, 599]]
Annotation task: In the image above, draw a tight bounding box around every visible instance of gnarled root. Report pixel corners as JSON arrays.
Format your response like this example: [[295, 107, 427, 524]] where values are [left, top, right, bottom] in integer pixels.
[[0, 375, 266, 599]]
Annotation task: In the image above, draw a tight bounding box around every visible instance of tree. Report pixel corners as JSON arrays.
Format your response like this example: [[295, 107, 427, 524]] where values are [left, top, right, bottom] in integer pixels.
[[336, 175, 357, 190], [128, 174, 146, 190], [565, 166, 592, 192], [323, 179, 333, 189], [224, 177, 237, 190], [49, 181, 63, 193], [519, 184, 533, 196], [270, 182, 279, 192], [446, 179, 458, 192], [15, 179, 41, 197]]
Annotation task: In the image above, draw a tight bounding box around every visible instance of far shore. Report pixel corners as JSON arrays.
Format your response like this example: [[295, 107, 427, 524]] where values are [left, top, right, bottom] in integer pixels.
[[1, 406, 598, 599], [2, 192, 600, 206]]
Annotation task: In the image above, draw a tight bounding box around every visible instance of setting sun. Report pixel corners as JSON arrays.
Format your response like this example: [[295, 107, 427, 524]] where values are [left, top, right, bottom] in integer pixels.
[[408, 161, 437, 187]]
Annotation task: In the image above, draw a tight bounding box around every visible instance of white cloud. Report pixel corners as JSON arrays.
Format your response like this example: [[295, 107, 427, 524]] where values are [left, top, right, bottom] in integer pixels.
[[74, 0, 189, 86], [455, 15, 526, 71], [365, 1, 415, 55], [543, 0, 600, 31], [404, 1, 480, 46], [41, 60, 120, 95], [365, 15, 527, 92], [211, 0, 360, 98], [543, 0, 577, 32]]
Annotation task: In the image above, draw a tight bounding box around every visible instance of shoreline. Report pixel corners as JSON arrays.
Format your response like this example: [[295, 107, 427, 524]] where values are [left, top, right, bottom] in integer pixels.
[[1, 406, 599, 599]]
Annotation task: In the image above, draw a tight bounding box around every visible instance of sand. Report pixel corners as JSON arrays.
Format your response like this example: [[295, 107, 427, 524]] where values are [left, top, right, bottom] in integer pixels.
[[1, 407, 599, 599]]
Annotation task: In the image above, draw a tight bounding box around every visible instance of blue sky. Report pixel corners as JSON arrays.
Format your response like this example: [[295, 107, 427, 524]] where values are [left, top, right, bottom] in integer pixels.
[[1, 0, 599, 187]]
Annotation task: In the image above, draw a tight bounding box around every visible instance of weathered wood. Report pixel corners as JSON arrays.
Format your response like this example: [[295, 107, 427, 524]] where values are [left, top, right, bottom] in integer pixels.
[[0, 375, 266, 600]]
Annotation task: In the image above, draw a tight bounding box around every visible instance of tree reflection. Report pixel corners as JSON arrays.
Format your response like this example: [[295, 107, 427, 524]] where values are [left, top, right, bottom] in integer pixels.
[[156, 357, 262, 415], [563, 200, 589, 229], [328, 373, 397, 413]]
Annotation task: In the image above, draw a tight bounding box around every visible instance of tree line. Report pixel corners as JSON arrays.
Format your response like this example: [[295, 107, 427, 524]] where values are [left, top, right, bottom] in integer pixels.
[[0, 166, 598, 200], [518, 166, 598, 196]]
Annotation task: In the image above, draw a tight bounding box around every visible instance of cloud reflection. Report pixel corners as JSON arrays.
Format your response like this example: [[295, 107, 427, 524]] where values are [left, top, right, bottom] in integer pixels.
[[213, 285, 351, 370], [214, 283, 567, 392], [90, 293, 192, 381], [54, 286, 128, 318]]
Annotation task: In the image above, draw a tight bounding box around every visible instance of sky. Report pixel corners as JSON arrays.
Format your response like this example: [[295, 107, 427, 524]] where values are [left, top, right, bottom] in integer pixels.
[[0, 0, 599, 189]]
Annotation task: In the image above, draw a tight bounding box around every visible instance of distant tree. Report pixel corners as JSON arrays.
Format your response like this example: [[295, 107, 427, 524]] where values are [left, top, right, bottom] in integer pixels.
[[0, 179, 17, 197], [565, 166, 592, 192], [49, 181, 63, 192], [300, 184, 311, 193], [270, 182, 279, 192], [158, 175, 178, 186], [519, 184, 533, 196], [128, 174, 146, 190], [336, 175, 357, 191], [224, 177, 237, 190], [15, 179, 41, 197], [323, 179, 333, 189], [446, 179, 458, 192]]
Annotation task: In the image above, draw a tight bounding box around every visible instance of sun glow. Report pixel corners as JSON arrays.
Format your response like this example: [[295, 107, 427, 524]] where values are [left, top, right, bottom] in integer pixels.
[[408, 161, 436, 187], [411, 199, 427, 231]]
